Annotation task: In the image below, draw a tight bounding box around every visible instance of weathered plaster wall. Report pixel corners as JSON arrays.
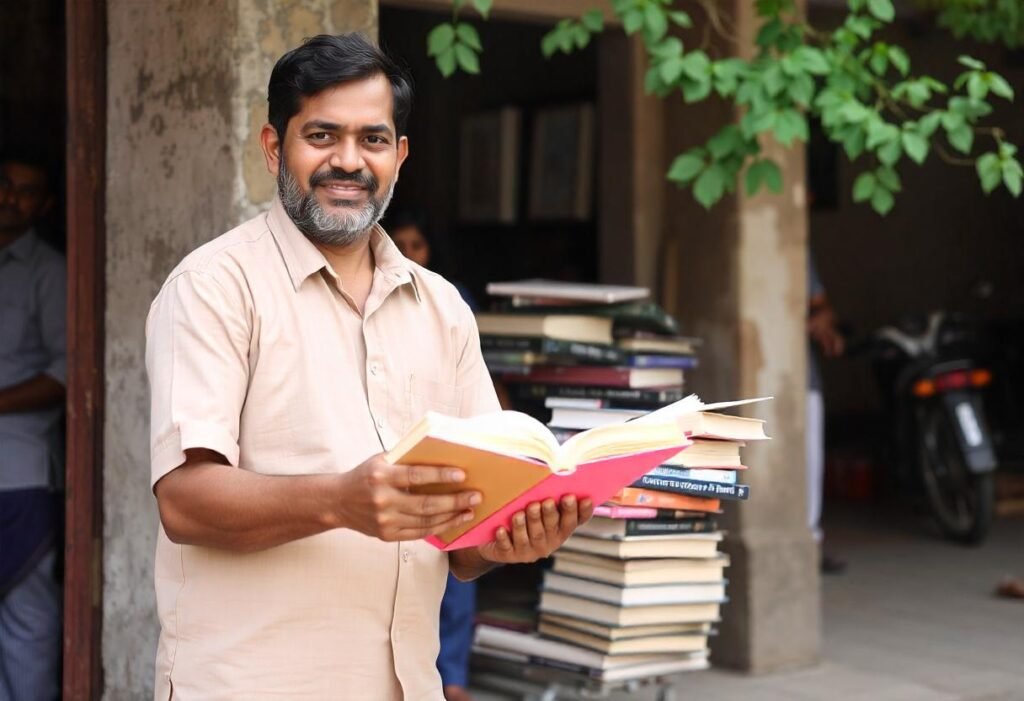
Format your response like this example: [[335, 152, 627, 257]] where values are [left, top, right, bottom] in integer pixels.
[[102, 2, 377, 697]]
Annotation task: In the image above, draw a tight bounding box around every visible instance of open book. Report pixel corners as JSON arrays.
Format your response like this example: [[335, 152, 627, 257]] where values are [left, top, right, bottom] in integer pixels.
[[385, 395, 770, 551]]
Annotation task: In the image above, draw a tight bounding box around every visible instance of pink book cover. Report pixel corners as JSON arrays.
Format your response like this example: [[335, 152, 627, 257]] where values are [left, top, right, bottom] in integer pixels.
[[425, 444, 687, 551]]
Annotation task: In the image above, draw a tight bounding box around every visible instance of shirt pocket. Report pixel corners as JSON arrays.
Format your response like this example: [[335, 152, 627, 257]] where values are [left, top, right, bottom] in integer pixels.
[[408, 375, 463, 424], [0, 301, 29, 357]]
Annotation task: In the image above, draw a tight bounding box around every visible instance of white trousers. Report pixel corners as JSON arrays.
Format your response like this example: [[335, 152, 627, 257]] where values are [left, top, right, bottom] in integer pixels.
[[806, 390, 824, 543], [0, 547, 61, 701]]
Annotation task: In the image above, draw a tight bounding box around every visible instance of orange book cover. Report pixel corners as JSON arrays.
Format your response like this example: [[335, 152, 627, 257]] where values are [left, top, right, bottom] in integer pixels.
[[610, 487, 721, 512]]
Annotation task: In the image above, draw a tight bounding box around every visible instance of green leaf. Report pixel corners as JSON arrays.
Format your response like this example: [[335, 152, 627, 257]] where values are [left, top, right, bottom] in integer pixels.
[[989, 73, 1015, 100], [878, 138, 902, 165], [841, 128, 867, 159], [644, 4, 668, 41], [868, 0, 894, 22], [660, 56, 685, 84], [947, 123, 974, 154], [846, 16, 874, 39], [871, 186, 895, 214], [763, 64, 785, 96], [572, 24, 590, 50], [853, 172, 876, 202], [977, 153, 1002, 193], [870, 50, 888, 76], [669, 11, 693, 28], [623, 9, 643, 34], [958, 55, 986, 71], [472, 0, 493, 18], [582, 9, 604, 32], [682, 77, 713, 103], [1004, 162, 1023, 197], [694, 165, 728, 208], [455, 23, 482, 51], [746, 159, 783, 196], [708, 127, 742, 159], [680, 52, 712, 81], [454, 43, 480, 74], [541, 30, 560, 58], [919, 112, 942, 138], [889, 47, 910, 76], [437, 46, 457, 77], [876, 165, 901, 192], [901, 130, 929, 164], [788, 74, 815, 106], [866, 120, 898, 149], [774, 110, 809, 145], [668, 152, 706, 183], [427, 23, 456, 57], [839, 101, 871, 124], [968, 73, 989, 100], [651, 37, 684, 60], [793, 46, 830, 75], [999, 142, 1018, 159]]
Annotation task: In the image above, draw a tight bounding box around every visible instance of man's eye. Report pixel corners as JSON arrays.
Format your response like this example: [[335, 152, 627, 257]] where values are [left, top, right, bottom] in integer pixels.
[[366, 135, 388, 145], [308, 132, 331, 142]]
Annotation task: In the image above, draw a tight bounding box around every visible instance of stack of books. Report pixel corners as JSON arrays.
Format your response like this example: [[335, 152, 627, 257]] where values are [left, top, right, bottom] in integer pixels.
[[468, 279, 770, 686], [476, 279, 699, 419]]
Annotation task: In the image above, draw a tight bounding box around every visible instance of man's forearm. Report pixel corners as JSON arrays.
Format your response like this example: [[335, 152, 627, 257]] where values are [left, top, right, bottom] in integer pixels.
[[155, 456, 345, 553], [0, 374, 65, 414], [449, 547, 501, 582]]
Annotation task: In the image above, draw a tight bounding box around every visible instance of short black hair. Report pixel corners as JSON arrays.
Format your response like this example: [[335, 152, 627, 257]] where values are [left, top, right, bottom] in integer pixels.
[[0, 149, 55, 189], [268, 33, 413, 141]]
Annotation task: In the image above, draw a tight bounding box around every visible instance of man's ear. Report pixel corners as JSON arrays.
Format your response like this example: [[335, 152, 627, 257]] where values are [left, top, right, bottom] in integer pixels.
[[260, 124, 282, 177], [394, 136, 409, 180]]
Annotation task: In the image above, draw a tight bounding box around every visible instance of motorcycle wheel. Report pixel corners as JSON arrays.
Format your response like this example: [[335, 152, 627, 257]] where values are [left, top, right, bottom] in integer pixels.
[[917, 402, 995, 545]]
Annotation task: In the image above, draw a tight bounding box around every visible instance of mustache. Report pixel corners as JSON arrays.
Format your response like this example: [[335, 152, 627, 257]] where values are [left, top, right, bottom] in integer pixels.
[[308, 168, 378, 195]]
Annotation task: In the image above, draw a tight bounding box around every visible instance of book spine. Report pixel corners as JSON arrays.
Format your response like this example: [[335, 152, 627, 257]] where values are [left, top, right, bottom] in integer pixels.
[[647, 466, 737, 485], [525, 656, 605, 680], [592, 505, 658, 518], [480, 335, 622, 363], [624, 354, 699, 369], [631, 475, 750, 501], [516, 383, 684, 406], [623, 517, 718, 536]]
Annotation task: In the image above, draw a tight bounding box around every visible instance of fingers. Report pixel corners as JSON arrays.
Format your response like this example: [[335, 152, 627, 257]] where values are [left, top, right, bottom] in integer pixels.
[[394, 510, 474, 541], [557, 495, 579, 536], [525, 502, 547, 544], [402, 489, 481, 516], [540, 499, 560, 534], [389, 463, 467, 489]]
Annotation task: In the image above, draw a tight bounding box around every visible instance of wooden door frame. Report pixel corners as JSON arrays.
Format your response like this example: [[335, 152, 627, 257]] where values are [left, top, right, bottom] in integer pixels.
[[64, 0, 106, 697]]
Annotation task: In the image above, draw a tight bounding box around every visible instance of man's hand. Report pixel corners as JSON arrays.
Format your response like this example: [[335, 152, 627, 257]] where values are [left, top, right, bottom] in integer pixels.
[[476, 495, 594, 565], [336, 453, 482, 542]]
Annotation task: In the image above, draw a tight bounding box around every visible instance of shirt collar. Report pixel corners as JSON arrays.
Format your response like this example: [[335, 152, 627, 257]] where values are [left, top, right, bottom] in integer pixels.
[[0, 229, 38, 263], [267, 197, 420, 302]]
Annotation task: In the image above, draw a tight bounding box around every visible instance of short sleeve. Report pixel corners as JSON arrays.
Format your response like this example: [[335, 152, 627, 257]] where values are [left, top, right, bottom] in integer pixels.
[[146, 270, 251, 488], [454, 299, 500, 418], [36, 255, 67, 385]]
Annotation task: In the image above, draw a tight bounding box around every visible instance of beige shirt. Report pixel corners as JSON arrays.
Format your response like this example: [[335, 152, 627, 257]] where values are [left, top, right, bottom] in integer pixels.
[[146, 197, 499, 700]]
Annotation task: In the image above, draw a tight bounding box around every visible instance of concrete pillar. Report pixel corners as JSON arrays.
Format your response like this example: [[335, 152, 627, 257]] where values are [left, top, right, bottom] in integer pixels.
[[102, 1, 377, 697], [662, 0, 821, 673]]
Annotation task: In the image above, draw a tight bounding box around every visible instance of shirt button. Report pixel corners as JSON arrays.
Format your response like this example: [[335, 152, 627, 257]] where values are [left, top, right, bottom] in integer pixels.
[[376, 417, 384, 430], [402, 550, 410, 563], [370, 362, 380, 376]]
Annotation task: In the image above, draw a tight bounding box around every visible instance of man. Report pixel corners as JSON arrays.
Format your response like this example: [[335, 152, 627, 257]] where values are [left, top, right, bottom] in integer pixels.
[[146, 34, 592, 700], [807, 255, 845, 574], [0, 154, 66, 701]]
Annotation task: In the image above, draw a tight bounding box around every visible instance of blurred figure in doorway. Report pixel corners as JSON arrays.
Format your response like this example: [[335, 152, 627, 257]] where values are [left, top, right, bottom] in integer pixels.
[[808, 255, 846, 575], [0, 152, 66, 700]]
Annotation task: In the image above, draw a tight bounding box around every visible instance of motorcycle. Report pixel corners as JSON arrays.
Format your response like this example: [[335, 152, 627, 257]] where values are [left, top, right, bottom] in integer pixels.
[[854, 310, 998, 544]]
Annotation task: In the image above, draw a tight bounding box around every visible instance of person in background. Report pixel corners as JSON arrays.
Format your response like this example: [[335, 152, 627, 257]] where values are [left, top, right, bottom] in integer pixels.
[[387, 211, 476, 701], [807, 255, 846, 575], [0, 153, 66, 701]]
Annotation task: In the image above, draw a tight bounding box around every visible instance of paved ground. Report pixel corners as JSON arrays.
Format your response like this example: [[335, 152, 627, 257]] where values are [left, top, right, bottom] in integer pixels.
[[471, 505, 1024, 700]]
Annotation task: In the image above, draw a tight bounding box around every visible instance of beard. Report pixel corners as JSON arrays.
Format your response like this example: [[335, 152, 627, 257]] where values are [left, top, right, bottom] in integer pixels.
[[277, 159, 395, 247]]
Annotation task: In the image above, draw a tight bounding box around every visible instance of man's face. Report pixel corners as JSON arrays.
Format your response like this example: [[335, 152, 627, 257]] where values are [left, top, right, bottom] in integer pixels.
[[262, 74, 409, 247], [0, 162, 51, 235], [390, 225, 430, 268]]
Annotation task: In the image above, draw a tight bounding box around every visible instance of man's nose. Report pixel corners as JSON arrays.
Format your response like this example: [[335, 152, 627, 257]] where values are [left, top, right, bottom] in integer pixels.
[[328, 139, 365, 174]]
